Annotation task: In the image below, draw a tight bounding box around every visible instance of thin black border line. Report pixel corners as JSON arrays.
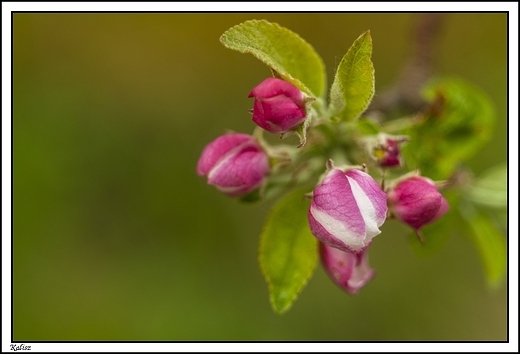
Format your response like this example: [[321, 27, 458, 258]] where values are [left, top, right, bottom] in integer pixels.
[[11, 8, 15, 346], [505, 8, 511, 348], [8, 10, 513, 14]]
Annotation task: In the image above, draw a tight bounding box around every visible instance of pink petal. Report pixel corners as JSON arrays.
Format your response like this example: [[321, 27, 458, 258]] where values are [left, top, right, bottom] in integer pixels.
[[207, 145, 269, 197], [320, 243, 375, 295], [309, 169, 371, 252], [197, 133, 252, 176], [388, 176, 449, 230], [248, 77, 303, 105], [345, 169, 388, 225], [252, 96, 306, 134]]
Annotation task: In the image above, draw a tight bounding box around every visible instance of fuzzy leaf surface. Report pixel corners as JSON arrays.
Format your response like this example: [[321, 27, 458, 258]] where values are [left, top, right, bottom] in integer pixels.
[[329, 31, 375, 121], [220, 20, 326, 98]]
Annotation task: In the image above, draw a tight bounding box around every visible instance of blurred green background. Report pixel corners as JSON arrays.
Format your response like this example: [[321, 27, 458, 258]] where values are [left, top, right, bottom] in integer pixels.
[[13, 13, 507, 340]]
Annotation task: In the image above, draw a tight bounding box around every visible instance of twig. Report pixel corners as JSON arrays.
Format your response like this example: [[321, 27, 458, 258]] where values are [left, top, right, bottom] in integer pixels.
[[366, 13, 445, 118]]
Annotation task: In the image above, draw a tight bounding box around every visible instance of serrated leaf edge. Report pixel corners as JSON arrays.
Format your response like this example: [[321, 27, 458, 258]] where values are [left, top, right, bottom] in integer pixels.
[[330, 30, 375, 121]]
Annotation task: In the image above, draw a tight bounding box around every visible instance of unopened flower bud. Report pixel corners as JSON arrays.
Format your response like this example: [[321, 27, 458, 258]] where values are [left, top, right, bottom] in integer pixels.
[[387, 176, 449, 231], [320, 242, 375, 295], [248, 78, 307, 134], [370, 134, 408, 168], [197, 133, 270, 197], [308, 166, 388, 253]]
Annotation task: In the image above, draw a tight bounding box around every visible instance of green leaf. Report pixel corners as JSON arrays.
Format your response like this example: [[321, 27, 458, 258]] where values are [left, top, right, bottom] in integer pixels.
[[402, 77, 495, 180], [462, 209, 507, 289], [466, 163, 507, 209], [259, 189, 318, 314], [329, 31, 375, 121], [220, 20, 326, 98]]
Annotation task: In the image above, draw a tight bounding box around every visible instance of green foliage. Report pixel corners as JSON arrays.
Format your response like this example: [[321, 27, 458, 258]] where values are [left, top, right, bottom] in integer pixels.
[[356, 118, 380, 135], [220, 20, 327, 98], [13, 13, 508, 340], [462, 207, 507, 288], [220, 21, 505, 315], [403, 77, 495, 180], [329, 31, 375, 121], [466, 163, 507, 209], [460, 164, 507, 288], [259, 189, 318, 314]]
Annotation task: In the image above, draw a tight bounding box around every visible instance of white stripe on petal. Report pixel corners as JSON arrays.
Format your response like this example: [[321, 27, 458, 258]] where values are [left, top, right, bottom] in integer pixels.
[[215, 184, 246, 195], [310, 204, 366, 251], [207, 140, 253, 181], [347, 176, 382, 241]]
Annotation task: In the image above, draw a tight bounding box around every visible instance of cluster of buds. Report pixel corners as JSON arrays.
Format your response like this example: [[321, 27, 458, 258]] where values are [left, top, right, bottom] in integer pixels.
[[197, 77, 312, 198], [308, 161, 449, 294], [197, 76, 449, 295]]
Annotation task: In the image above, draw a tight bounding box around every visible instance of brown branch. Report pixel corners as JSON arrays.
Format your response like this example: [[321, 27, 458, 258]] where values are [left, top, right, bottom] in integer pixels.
[[367, 13, 445, 118]]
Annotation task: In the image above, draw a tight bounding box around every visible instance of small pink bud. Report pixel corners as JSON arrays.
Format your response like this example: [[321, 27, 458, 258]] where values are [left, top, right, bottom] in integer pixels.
[[320, 242, 375, 295], [248, 78, 307, 134], [387, 176, 449, 231], [308, 168, 388, 253], [378, 139, 401, 167], [371, 135, 407, 168], [197, 133, 270, 197]]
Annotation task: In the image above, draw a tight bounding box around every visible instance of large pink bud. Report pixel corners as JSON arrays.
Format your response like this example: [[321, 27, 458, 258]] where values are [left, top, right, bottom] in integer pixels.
[[248, 78, 307, 134], [320, 242, 375, 295], [308, 167, 388, 253], [197, 133, 270, 197], [387, 176, 449, 231]]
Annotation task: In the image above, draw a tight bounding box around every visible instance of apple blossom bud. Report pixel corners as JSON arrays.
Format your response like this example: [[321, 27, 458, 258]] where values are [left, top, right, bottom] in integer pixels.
[[320, 242, 375, 295], [387, 176, 449, 231], [197, 133, 270, 197], [369, 134, 408, 168], [248, 77, 307, 134], [308, 167, 388, 253], [374, 139, 400, 167]]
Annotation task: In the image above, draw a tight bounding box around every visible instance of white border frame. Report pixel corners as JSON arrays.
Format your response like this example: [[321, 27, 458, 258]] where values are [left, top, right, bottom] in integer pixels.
[[3, 2, 518, 352]]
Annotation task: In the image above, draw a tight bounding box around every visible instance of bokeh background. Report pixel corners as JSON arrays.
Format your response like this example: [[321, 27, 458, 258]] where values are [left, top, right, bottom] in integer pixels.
[[13, 13, 507, 341]]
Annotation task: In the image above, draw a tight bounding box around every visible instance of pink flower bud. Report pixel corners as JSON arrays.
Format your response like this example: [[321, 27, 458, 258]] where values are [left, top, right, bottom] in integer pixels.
[[197, 133, 270, 197], [308, 168, 388, 253], [370, 135, 408, 168], [319, 242, 375, 295], [387, 176, 449, 230], [377, 139, 401, 167], [248, 78, 307, 134]]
